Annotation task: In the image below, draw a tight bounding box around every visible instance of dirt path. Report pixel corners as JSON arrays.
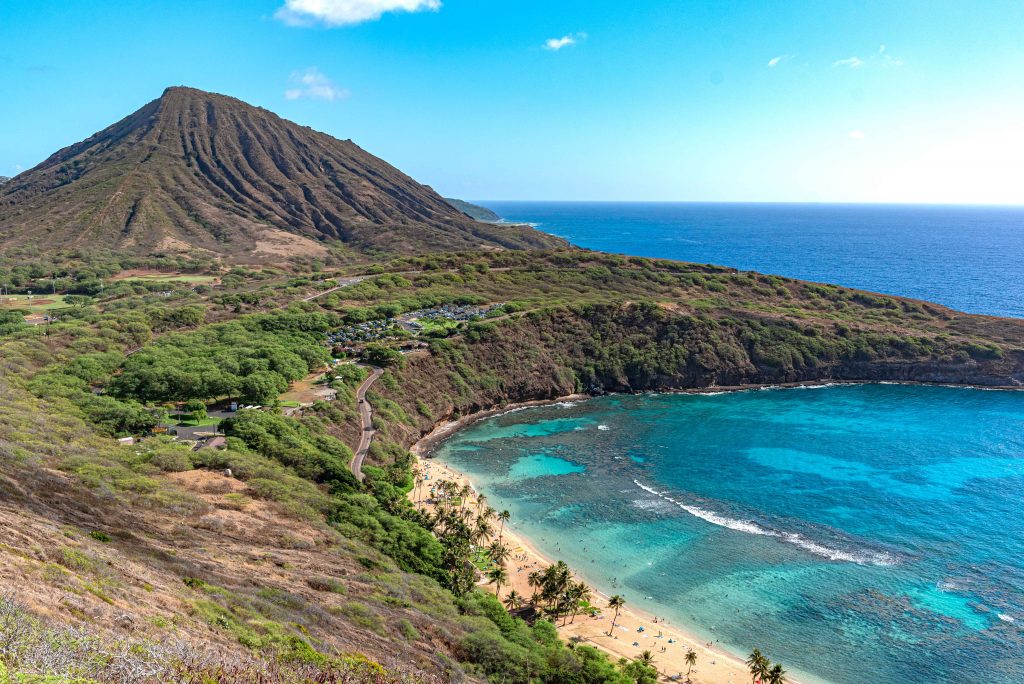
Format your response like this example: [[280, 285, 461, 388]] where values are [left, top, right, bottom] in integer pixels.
[[350, 365, 383, 482], [301, 276, 365, 302]]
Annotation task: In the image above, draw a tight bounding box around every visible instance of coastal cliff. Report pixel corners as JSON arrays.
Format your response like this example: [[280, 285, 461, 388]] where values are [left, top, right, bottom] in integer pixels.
[[371, 302, 1023, 453]]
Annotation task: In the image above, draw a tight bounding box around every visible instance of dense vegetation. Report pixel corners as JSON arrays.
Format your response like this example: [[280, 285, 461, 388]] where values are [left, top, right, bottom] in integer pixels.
[[0, 247, 1021, 683], [111, 313, 336, 404]]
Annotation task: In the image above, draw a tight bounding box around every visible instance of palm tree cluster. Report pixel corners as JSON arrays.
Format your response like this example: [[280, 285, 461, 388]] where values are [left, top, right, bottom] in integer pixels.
[[746, 649, 786, 684], [524, 561, 593, 624], [423, 479, 498, 595], [421, 478, 596, 625]]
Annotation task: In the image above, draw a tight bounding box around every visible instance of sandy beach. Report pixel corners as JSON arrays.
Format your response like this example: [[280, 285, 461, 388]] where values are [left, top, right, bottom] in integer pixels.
[[410, 403, 762, 684]]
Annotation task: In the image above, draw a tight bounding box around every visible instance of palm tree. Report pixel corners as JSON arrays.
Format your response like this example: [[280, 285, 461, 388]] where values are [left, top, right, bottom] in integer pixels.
[[489, 540, 510, 566], [487, 566, 509, 598], [685, 648, 697, 676], [767, 663, 786, 684], [503, 590, 524, 611], [637, 650, 655, 666], [473, 516, 493, 544], [496, 509, 511, 544], [607, 595, 625, 635], [568, 581, 591, 623], [746, 649, 770, 684], [411, 465, 421, 502], [540, 560, 572, 609], [527, 570, 543, 603]]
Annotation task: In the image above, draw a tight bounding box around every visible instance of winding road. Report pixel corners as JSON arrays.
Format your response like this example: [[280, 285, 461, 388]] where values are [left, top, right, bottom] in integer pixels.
[[350, 364, 383, 482]]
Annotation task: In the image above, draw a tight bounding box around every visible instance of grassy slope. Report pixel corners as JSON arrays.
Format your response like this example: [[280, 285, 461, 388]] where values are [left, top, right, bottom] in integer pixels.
[[0, 248, 1021, 682], [326, 251, 1022, 455], [0, 328, 479, 681]]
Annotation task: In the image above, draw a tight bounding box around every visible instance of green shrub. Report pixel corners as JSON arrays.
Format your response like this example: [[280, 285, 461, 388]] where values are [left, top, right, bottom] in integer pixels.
[[307, 576, 346, 594], [396, 618, 420, 641], [56, 547, 95, 573], [148, 447, 193, 472], [337, 602, 384, 633], [182, 576, 207, 590]]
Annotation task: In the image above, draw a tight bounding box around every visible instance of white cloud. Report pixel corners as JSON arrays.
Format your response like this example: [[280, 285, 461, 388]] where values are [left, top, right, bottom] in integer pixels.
[[878, 44, 904, 65], [848, 130, 866, 140], [767, 54, 794, 68], [832, 47, 903, 70], [284, 68, 350, 101], [833, 56, 864, 68], [276, 0, 441, 27], [544, 32, 586, 51]]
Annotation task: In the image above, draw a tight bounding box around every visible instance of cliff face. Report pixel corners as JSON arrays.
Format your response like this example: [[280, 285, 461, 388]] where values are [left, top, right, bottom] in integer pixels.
[[372, 304, 1023, 452], [443, 198, 501, 222], [0, 87, 564, 259]]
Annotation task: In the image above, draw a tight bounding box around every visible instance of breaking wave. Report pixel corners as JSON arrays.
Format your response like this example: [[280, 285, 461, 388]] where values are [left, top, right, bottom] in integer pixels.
[[633, 480, 898, 567]]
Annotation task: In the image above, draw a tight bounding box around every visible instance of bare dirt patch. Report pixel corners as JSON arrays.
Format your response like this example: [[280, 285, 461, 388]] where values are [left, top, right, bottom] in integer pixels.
[[254, 228, 329, 258], [156, 236, 194, 253], [0, 297, 55, 307], [112, 269, 176, 280]]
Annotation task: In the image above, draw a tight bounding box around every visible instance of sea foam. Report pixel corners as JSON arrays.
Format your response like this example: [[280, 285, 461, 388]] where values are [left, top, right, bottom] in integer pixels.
[[634, 480, 897, 566]]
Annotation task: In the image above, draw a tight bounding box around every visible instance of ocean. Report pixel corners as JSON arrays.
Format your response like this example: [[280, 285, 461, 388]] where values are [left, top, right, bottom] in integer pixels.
[[482, 202, 1024, 319], [433, 385, 1024, 683]]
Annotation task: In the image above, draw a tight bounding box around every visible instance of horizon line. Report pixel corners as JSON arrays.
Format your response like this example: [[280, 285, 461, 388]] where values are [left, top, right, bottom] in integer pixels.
[[471, 199, 1024, 208]]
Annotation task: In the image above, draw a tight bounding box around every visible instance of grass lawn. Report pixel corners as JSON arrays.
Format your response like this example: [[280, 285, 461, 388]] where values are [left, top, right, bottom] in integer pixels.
[[170, 413, 222, 427], [416, 318, 461, 336], [471, 549, 496, 572], [279, 400, 302, 408], [111, 271, 217, 285], [0, 294, 67, 313]]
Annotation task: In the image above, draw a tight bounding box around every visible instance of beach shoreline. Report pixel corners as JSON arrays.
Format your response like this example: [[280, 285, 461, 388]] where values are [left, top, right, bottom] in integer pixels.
[[408, 379, 1023, 683], [412, 456, 765, 684], [410, 393, 799, 684]]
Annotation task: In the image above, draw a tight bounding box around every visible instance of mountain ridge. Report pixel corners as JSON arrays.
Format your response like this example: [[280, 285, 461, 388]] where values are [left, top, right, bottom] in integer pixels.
[[0, 87, 564, 259], [444, 198, 501, 222]]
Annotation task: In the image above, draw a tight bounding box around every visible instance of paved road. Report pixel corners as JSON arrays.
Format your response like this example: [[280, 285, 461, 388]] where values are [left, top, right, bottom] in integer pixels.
[[350, 364, 383, 482]]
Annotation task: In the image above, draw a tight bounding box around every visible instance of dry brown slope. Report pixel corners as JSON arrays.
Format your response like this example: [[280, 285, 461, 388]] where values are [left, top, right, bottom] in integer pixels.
[[0, 87, 564, 258], [0, 460, 464, 678]]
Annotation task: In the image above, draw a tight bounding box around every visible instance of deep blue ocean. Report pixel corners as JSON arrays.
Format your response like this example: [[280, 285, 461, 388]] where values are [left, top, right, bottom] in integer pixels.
[[483, 202, 1024, 318], [434, 386, 1024, 683]]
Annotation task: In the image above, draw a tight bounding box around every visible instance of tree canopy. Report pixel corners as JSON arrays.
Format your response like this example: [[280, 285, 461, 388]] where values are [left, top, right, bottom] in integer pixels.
[[111, 312, 336, 404]]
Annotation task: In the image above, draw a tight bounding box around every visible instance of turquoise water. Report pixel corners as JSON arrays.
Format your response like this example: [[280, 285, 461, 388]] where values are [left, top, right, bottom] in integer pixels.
[[433, 385, 1024, 683]]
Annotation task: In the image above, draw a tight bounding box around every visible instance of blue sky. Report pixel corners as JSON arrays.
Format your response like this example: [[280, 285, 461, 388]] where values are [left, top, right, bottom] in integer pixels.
[[1, 0, 1023, 203]]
